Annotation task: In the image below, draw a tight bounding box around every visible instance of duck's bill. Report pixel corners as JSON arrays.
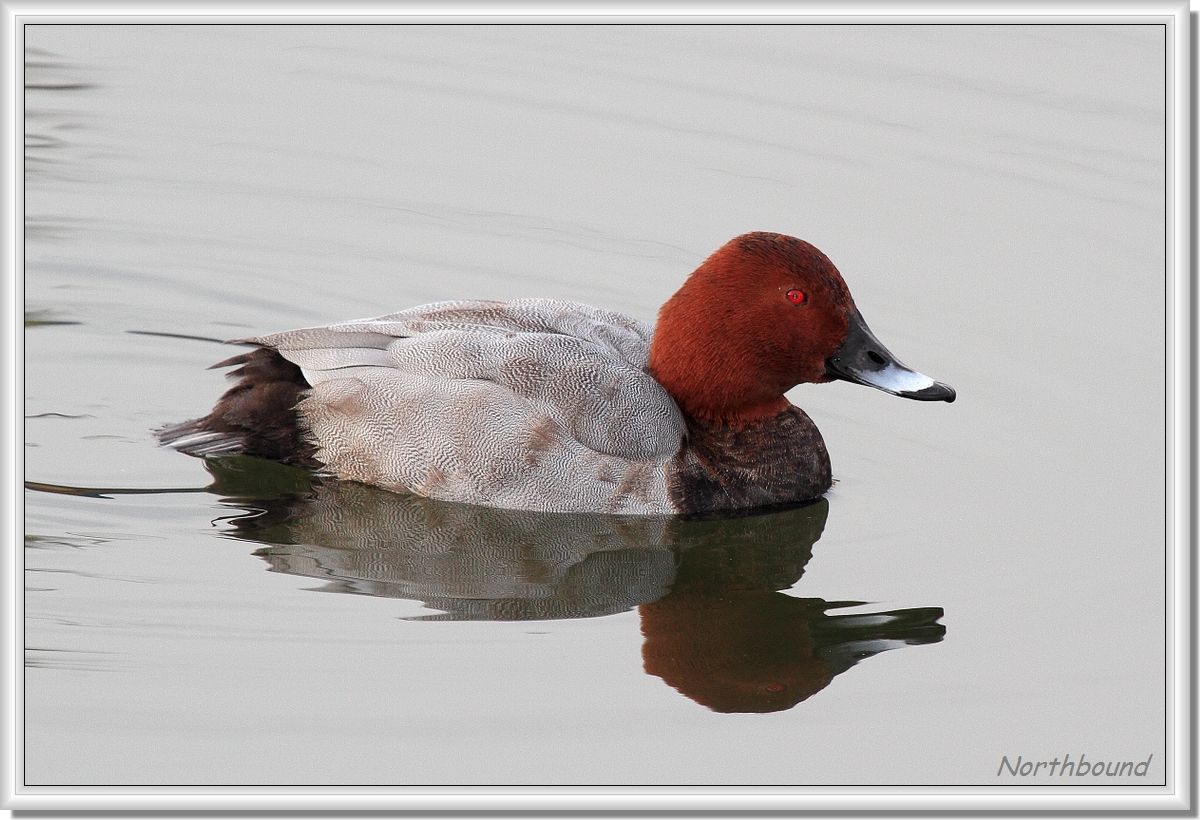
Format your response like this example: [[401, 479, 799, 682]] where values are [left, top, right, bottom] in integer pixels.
[[825, 308, 956, 402]]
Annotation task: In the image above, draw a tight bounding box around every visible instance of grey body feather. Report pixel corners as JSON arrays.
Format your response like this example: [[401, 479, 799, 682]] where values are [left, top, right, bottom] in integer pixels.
[[246, 299, 687, 514]]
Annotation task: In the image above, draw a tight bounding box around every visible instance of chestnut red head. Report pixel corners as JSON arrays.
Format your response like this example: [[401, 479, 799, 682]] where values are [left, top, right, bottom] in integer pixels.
[[648, 232, 954, 422]]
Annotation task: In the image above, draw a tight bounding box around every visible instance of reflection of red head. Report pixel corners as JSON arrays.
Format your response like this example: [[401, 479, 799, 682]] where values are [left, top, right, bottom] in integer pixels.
[[640, 592, 835, 714]]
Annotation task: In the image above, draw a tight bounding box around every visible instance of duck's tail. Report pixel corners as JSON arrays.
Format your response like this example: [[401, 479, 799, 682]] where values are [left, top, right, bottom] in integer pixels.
[[157, 347, 319, 467]]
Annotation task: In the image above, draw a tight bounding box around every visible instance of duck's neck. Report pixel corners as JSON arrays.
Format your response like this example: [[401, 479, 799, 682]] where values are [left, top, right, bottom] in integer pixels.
[[648, 306, 793, 425]]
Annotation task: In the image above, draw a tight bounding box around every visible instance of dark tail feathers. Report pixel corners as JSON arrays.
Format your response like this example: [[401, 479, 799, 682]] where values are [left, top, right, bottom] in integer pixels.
[[157, 347, 319, 467]]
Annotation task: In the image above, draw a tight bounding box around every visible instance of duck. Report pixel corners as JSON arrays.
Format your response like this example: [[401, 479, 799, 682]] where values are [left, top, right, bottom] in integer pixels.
[[159, 232, 954, 515]]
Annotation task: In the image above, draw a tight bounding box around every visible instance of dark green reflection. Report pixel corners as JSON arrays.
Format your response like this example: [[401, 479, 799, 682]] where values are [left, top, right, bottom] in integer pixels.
[[206, 456, 945, 713]]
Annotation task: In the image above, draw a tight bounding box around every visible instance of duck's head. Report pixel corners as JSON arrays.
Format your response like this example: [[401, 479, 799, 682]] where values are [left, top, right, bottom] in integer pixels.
[[648, 232, 955, 422]]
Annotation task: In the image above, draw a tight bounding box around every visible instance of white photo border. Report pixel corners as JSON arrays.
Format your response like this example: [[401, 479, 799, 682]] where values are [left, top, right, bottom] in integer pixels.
[[2, 0, 1191, 812]]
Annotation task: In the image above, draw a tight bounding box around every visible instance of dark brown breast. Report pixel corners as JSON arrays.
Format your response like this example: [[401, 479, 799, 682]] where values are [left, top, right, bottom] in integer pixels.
[[666, 406, 831, 515]]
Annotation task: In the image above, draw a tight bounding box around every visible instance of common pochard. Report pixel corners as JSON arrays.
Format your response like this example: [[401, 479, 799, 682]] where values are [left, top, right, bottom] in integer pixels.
[[160, 232, 954, 514]]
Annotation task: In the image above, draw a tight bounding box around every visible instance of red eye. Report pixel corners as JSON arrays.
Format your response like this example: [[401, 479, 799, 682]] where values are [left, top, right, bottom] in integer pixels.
[[786, 289, 806, 305]]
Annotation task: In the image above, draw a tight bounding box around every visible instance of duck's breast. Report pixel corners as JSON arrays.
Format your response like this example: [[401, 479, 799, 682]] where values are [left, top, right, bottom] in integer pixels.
[[249, 299, 686, 514]]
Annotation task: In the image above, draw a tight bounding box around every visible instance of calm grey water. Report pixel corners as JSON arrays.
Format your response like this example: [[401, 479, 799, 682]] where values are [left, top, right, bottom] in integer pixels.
[[23, 24, 1166, 787]]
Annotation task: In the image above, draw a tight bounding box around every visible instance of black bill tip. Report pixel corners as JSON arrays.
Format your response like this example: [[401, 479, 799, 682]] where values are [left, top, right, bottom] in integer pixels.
[[902, 381, 956, 403]]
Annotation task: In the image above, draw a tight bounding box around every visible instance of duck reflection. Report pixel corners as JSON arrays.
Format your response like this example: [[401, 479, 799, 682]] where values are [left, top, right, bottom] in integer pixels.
[[207, 456, 945, 713], [634, 512, 944, 713]]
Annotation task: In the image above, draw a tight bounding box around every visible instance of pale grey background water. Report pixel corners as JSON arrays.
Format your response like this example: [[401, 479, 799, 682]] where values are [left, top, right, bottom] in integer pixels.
[[22, 24, 1166, 786]]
